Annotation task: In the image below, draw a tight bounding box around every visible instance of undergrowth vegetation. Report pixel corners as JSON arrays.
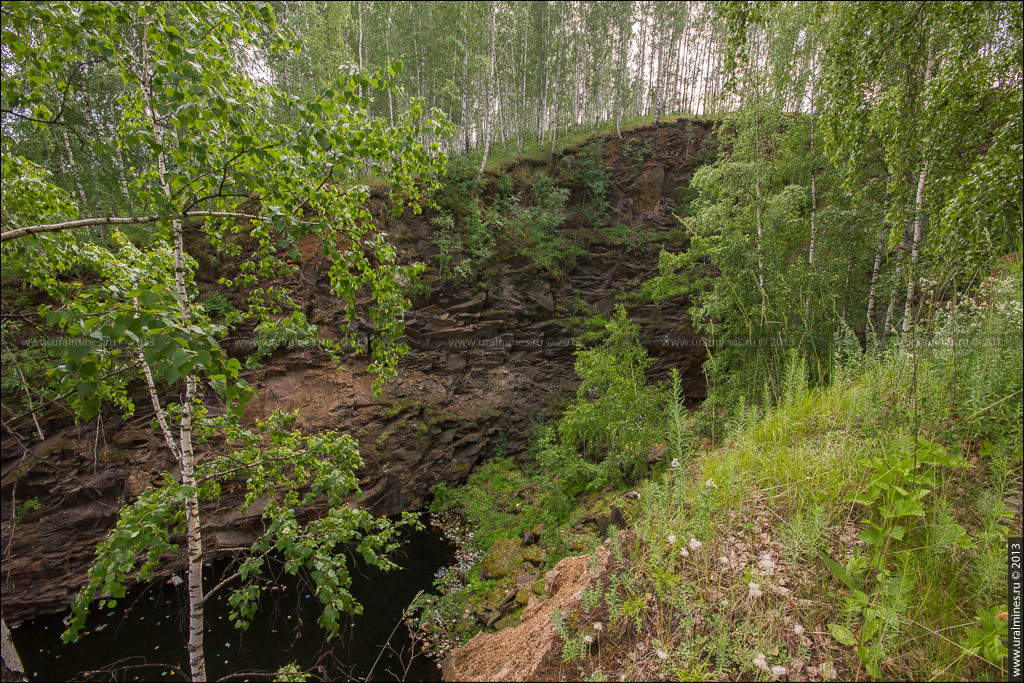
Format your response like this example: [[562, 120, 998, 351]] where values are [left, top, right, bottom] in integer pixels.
[[419, 264, 1020, 682], [429, 161, 581, 281], [548, 266, 1021, 681]]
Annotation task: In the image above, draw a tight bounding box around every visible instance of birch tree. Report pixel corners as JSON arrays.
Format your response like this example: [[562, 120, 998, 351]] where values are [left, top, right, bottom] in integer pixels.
[[1, 3, 450, 681]]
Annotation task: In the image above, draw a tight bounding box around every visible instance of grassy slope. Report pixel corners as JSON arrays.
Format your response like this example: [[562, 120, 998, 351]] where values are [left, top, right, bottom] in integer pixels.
[[464, 111, 702, 176], [412, 117, 1021, 680], [575, 269, 1022, 681]]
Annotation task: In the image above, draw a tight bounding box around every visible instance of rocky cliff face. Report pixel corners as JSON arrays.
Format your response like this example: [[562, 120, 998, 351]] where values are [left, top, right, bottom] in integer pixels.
[[0, 119, 715, 624]]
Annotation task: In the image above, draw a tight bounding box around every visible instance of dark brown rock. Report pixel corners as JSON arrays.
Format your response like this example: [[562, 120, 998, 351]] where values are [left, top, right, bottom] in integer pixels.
[[0, 120, 713, 625]]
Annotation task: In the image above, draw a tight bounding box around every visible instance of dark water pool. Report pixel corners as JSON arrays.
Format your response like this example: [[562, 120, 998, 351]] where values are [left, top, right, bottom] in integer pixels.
[[12, 525, 454, 681]]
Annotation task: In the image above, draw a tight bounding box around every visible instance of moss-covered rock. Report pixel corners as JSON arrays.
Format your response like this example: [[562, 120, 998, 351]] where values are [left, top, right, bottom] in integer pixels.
[[113, 427, 150, 447], [521, 544, 545, 565], [98, 445, 129, 464], [494, 612, 519, 630], [480, 537, 523, 579]]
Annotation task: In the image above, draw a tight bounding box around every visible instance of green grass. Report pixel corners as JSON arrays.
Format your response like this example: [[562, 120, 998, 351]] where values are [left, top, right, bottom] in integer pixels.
[[462, 110, 705, 176], [591, 267, 1022, 682]]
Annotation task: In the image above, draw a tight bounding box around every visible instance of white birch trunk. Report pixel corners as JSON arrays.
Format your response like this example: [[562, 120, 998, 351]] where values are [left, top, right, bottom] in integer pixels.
[[478, 1, 497, 178], [61, 128, 89, 215], [865, 229, 886, 345], [808, 63, 818, 266], [460, 13, 472, 152], [884, 239, 906, 337], [901, 36, 935, 335], [141, 25, 206, 682], [751, 37, 766, 302]]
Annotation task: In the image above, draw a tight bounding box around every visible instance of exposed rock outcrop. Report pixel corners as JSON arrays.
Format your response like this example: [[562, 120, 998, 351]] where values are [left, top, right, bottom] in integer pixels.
[[1, 119, 714, 624], [441, 535, 623, 682]]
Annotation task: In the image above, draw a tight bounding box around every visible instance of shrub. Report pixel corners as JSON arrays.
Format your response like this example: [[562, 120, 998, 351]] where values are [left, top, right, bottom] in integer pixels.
[[559, 306, 665, 481], [572, 142, 611, 227], [499, 172, 581, 276]]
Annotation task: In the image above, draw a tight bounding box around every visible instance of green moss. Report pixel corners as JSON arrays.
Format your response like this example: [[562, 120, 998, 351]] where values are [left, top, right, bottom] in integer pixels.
[[380, 397, 423, 419], [480, 537, 524, 579]]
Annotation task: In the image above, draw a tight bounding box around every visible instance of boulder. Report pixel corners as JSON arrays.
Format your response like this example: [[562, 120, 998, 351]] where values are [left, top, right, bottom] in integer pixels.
[[515, 573, 541, 586], [597, 505, 627, 538], [480, 537, 524, 579], [124, 469, 151, 498]]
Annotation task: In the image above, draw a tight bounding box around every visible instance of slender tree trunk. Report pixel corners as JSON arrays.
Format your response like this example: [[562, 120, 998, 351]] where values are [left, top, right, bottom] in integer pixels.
[[60, 128, 89, 215], [751, 40, 766, 303], [537, 3, 549, 144], [549, 13, 563, 155], [520, 21, 528, 156], [385, 9, 394, 127], [884, 237, 906, 337], [636, 4, 648, 117], [840, 255, 853, 323], [460, 11, 471, 152], [901, 36, 934, 335], [702, 24, 715, 115], [478, 1, 496, 178], [115, 149, 132, 212], [807, 65, 818, 266], [689, 22, 707, 115], [865, 228, 886, 345], [141, 25, 206, 682], [901, 158, 929, 334]]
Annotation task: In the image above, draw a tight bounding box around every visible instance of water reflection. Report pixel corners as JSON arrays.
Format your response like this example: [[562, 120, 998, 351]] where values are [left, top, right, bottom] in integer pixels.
[[13, 525, 454, 682]]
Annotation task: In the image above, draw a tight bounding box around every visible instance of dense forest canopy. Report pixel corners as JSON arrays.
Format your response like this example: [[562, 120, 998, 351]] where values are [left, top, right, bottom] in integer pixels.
[[1, 2, 1021, 682]]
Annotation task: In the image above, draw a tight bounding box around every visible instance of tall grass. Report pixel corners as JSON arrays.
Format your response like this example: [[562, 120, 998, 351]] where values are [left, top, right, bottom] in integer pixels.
[[574, 266, 1022, 681]]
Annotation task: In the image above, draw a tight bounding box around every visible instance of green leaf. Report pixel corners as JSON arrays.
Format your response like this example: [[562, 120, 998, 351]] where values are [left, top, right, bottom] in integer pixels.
[[829, 623, 858, 646], [819, 551, 863, 590], [858, 527, 882, 546], [891, 499, 925, 518]]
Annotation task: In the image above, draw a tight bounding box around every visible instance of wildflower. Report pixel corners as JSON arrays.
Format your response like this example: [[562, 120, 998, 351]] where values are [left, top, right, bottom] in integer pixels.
[[753, 652, 769, 671], [593, 621, 603, 632], [721, 598, 729, 607], [671, 458, 680, 469], [792, 623, 805, 635], [656, 649, 669, 660], [705, 478, 717, 489], [583, 634, 594, 645], [771, 665, 788, 677], [688, 537, 702, 551], [679, 548, 690, 558], [667, 534, 677, 545], [748, 582, 762, 599]]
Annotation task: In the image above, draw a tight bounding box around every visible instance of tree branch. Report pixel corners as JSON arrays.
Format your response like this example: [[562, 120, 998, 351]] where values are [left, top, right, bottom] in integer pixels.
[[1, 212, 261, 243]]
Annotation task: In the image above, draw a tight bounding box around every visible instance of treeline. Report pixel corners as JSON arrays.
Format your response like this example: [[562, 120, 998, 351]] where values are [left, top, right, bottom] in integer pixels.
[[640, 0, 1022, 415], [275, 2, 734, 153], [3, 1, 741, 214]]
